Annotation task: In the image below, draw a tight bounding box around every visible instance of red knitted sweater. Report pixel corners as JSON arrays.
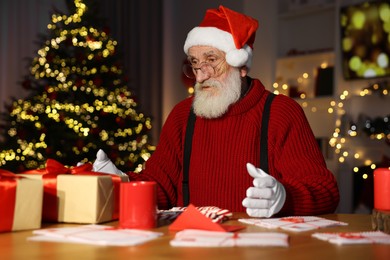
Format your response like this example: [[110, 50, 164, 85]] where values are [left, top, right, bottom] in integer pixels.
[[128, 79, 340, 216]]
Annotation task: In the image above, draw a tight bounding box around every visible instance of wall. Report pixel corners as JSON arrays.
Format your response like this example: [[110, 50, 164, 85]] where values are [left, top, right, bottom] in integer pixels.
[[0, 0, 67, 120]]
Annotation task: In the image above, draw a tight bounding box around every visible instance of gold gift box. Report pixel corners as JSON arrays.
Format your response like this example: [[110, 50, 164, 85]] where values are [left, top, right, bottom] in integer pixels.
[[19, 174, 128, 224], [8, 177, 43, 231]]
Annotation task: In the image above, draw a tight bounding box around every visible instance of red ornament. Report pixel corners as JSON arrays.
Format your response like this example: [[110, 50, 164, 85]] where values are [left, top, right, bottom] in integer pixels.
[[115, 117, 125, 127], [76, 139, 84, 149], [75, 78, 83, 87], [16, 128, 28, 139], [126, 161, 134, 169], [48, 91, 57, 100], [90, 127, 100, 135], [46, 147, 52, 155], [93, 77, 102, 86], [86, 35, 95, 42], [109, 149, 119, 160], [46, 53, 54, 63], [58, 112, 65, 122]]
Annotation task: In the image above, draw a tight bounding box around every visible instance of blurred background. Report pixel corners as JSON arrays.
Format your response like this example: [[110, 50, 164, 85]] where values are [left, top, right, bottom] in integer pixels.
[[0, 0, 389, 214]]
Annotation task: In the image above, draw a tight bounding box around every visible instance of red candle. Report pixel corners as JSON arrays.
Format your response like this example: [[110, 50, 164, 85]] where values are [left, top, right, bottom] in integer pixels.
[[374, 167, 390, 211], [119, 181, 157, 229]]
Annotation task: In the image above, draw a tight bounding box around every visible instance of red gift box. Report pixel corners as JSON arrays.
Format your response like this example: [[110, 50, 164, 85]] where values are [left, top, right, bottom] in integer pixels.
[[0, 170, 43, 232]]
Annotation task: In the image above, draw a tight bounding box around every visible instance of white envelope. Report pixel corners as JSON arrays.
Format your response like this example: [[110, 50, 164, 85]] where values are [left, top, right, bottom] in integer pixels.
[[28, 225, 163, 246]]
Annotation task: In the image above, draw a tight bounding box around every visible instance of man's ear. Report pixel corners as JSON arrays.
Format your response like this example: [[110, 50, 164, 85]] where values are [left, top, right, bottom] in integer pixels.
[[240, 66, 248, 77]]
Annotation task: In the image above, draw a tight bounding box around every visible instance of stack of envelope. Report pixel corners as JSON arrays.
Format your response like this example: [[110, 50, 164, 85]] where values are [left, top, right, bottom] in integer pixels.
[[27, 225, 163, 246], [312, 231, 390, 245], [170, 229, 289, 247], [239, 216, 348, 232]]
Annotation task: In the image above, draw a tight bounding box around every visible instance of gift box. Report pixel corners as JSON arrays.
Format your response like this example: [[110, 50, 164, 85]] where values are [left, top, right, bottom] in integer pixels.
[[20, 159, 129, 224], [0, 170, 43, 232]]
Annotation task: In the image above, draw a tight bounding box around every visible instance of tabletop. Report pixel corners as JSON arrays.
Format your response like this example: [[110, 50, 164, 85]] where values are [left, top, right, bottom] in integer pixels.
[[0, 213, 389, 260]]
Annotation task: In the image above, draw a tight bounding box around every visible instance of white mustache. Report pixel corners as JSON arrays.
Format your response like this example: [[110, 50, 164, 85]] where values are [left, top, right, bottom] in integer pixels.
[[196, 79, 221, 90]]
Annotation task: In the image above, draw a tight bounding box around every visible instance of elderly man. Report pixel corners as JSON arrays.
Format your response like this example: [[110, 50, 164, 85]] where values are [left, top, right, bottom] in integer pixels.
[[94, 5, 339, 217]]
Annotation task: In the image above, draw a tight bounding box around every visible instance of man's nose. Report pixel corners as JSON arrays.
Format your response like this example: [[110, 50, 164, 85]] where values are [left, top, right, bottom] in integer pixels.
[[194, 69, 211, 83]]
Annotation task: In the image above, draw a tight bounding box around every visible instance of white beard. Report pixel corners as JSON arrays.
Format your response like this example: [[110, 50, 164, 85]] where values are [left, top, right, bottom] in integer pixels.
[[193, 69, 242, 119]]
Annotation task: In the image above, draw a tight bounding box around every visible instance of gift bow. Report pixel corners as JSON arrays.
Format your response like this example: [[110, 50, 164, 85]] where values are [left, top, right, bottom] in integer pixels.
[[22, 159, 93, 175]]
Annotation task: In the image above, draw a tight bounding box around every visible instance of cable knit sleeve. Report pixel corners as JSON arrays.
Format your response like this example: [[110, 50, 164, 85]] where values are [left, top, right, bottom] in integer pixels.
[[268, 95, 340, 216]]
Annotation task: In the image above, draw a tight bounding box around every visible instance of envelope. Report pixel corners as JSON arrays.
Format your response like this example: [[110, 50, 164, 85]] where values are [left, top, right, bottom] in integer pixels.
[[169, 204, 245, 232]]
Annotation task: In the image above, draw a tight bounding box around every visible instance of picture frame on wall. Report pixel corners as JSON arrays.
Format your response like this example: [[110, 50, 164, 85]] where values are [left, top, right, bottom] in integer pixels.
[[315, 66, 334, 97], [288, 0, 334, 11]]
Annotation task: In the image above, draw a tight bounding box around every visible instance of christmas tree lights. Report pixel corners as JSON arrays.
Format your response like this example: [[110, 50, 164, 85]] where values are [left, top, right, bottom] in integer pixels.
[[0, 0, 154, 173]]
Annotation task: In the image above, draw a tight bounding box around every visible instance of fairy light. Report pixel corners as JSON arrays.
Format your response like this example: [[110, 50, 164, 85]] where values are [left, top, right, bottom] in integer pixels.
[[0, 0, 154, 172], [328, 80, 389, 173]]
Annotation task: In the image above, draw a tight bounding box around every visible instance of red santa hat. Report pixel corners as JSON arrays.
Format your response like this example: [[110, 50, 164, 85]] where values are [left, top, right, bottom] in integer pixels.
[[184, 5, 259, 68]]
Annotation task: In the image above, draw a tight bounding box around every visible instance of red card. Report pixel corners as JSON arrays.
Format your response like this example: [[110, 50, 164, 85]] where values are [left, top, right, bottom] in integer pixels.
[[169, 204, 245, 232]]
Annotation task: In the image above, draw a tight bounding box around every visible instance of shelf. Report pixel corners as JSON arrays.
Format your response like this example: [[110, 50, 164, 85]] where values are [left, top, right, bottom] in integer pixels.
[[277, 50, 335, 62], [275, 51, 335, 99], [279, 3, 335, 19], [275, 0, 337, 139]]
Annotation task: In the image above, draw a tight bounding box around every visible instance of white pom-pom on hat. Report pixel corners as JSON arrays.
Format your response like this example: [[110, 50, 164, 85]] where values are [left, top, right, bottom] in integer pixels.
[[226, 48, 249, 67]]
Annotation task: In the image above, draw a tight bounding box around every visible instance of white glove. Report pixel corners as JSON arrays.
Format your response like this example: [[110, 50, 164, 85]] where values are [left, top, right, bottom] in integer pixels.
[[242, 163, 286, 218], [92, 149, 126, 176]]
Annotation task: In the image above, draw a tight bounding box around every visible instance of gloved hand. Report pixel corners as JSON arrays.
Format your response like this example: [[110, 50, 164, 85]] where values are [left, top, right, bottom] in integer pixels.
[[92, 149, 126, 176], [242, 163, 286, 218]]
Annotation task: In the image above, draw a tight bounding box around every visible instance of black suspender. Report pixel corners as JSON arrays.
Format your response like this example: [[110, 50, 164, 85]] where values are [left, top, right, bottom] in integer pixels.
[[183, 108, 196, 206], [182, 93, 275, 206], [260, 93, 276, 174]]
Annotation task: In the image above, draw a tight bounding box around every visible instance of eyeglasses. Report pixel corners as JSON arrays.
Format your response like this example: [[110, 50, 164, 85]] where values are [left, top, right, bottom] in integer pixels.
[[182, 58, 225, 79]]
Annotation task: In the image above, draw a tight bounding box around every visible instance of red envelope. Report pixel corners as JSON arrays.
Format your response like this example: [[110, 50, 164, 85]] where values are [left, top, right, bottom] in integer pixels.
[[169, 204, 245, 232]]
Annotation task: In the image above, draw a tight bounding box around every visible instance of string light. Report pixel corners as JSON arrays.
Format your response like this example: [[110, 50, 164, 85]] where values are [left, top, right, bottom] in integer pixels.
[[0, 0, 154, 172], [329, 81, 389, 169], [274, 57, 388, 173]]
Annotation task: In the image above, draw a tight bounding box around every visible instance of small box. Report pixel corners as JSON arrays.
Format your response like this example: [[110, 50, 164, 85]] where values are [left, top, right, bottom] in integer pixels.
[[19, 173, 128, 224], [1, 175, 43, 232]]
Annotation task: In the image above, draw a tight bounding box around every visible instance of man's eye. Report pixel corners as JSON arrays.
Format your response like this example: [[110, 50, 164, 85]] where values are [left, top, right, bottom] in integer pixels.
[[207, 57, 219, 65], [190, 60, 199, 66]]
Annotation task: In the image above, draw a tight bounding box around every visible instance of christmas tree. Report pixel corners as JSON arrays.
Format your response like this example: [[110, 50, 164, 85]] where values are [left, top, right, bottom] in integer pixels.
[[0, 0, 154, 173]]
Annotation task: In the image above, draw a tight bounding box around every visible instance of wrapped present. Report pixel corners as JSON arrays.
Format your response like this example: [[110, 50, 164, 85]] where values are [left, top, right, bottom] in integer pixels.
[[19, 159, 129, 224], [0, 170, 43, 232]]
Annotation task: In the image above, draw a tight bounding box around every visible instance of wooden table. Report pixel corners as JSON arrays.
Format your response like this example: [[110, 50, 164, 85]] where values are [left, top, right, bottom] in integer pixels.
[[1, 214, 389, 259]]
